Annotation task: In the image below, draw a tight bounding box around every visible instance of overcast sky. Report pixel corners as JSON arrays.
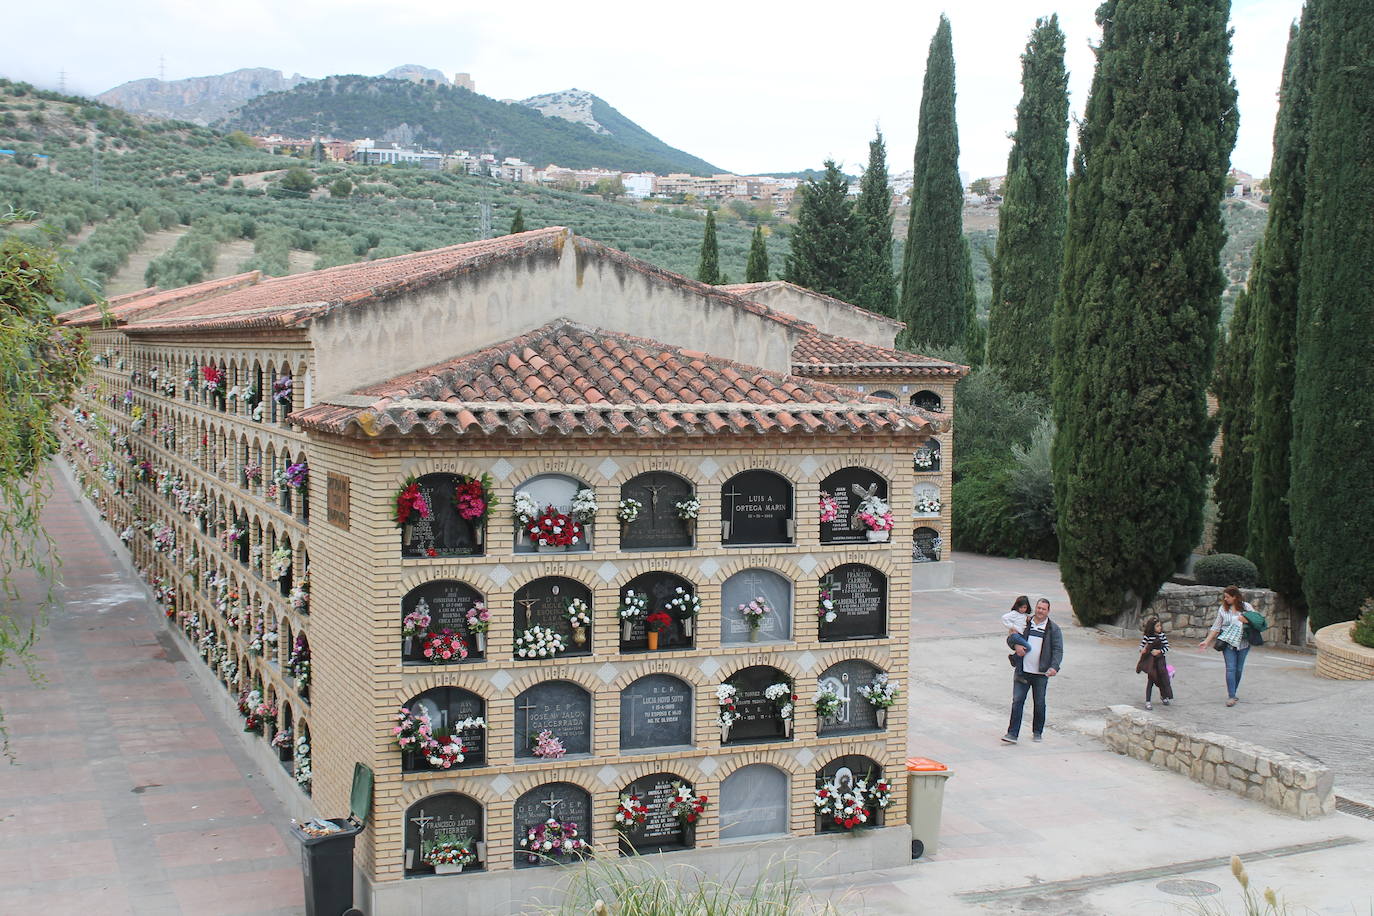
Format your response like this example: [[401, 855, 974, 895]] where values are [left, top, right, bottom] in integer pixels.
[[8, 0, 1300, 178]]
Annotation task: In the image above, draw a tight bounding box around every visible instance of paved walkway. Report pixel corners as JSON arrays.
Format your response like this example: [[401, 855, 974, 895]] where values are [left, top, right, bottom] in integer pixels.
[[0, 470, 303, 916]]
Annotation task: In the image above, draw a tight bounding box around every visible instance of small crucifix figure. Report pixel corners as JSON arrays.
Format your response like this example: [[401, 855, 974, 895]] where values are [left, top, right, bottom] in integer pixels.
[[516, 597, 540, 626], [410, 808, 435, 837], [541, 792, 564, 819], [849, 483, 879, 529], [640, 482, 668, 524], [516, 697, 538, 733]]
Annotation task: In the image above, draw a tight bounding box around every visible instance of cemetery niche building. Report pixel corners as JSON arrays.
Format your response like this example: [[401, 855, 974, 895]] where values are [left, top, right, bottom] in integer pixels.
[[55, 228, 964, 913]]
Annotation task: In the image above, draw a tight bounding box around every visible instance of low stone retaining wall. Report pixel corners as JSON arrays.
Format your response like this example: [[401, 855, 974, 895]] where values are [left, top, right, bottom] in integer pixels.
[[1103, 584, 1297, 645], [1314, 621, 1374, 680], [1103, 706, 1334, 819]]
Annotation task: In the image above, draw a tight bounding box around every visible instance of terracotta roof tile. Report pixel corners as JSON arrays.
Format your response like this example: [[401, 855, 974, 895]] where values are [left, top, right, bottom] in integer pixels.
[[291, 320, 934, 441], [61, 274, 261, 328], [791, 332, 970, 379], [721, 280, 906, 328]]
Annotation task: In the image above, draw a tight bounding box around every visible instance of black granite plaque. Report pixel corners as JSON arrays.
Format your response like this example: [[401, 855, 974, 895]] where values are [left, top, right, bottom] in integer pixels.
[[514, 577, 591, 654], [513, 782, 592, 868], [913, 526, 941, 563], [719, 764, 790, 840], [401, 474, 482, 558], [620, 473, 694, 550], [721, 470, 793, 545], [620, 675, 693, 750], [820, 565, 887, 641], [405, 792, 484, 874], [913, 439, 942, 473], [819, 468, 888, 545], [620, 773, 689, 853], [514, 681, 591, 759], [724, 666, 790, 744], [815, 660, 882, 735], [619, 573, 695, 650], [401, 580, 486, 662], [407, 686, 487, 767], [720, 569, 792, 644]]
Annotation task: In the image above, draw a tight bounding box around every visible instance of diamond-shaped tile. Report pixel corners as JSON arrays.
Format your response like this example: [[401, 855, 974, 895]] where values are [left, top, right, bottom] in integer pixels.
[[489, 774, 513, 796], [597, 457, 620, 480], [793, 747, 816, 767], [697, 756, 719, 775], [798, 456, 820, 478], [597, 765, 621, 787], [597, 561, 620, 583], [597, 663, 619, 684], [489, 458, 515, 481], [489, 670, 513, 692], [795, 651, 817, 673], [697, 457, 720, 479], [795, 554, 817, 574], [698, 657, 721, 678], [697, 557, 720, 579], [487, 565, 513, 587]]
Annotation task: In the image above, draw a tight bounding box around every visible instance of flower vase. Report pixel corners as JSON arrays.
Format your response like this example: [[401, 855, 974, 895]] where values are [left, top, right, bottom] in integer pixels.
[[647, 631, 659, 651], [682, 618, 694, 638], [719, 722, 730, 743], [536, 543, 562, 553], [475, 632, 486, 653], [572, 626, 588, 648], [403, 636, 413, 655], [402, 524, 413, 547], [683, 821, 696, 847], [434, 863, 463, 875], [402, 750, 416, 771], [622, 620, 634, 641], [875, 707, 888, 729], [749, 627, 761, 643], [475, 526, 484, 546], [866, 529, 890, 543], [784, 718, 793, 738]]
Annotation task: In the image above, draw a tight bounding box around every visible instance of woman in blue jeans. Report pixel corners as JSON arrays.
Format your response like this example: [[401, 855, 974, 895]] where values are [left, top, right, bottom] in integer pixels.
[[1197, 586, 1253, 707]]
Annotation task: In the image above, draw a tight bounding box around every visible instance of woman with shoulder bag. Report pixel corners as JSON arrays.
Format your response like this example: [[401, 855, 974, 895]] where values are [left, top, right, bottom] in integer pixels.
[[1197, 586, 1253, 706]]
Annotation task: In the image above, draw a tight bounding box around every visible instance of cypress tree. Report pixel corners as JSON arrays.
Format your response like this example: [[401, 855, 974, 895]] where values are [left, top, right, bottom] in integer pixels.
[[1212, 269, 1260, 555], [1051, 0, 1238, 625], [696, 211, 720, 285], [1249, 9, 1317, 618], [509, 207, 525, 234], [783, 160, 854, 299], [746, 225, 770, 283], [898, 16, 974, 351], [987, 16, 1069, 396], [852, 130, 897, 316], [1291, 0, 1374, 630]]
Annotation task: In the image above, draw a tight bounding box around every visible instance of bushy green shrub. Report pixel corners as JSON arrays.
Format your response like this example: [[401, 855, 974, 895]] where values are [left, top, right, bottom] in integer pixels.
[[952, 454, 1058, 561], [1351, 600, 1374, 649], [1194, 553, 1260, 588]]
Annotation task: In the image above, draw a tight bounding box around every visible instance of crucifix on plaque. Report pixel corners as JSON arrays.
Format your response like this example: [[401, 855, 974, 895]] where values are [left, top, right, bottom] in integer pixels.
[[624, 693, 646, 738], [410, 808, 435, 847], [640, 482, 668, 524], [722, 486, 743, 525], [516, 697, 538, 736], [516, 597, 540, 628], [849, 483, 878, 529], [541, 792, 564, 819]]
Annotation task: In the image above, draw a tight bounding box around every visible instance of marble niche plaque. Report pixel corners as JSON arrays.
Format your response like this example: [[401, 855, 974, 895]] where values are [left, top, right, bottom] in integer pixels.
[[817, 754, 885, 830], [514, 681, 591, 759], [405, 792, 483, 874], [620, 773, 690, 853], [408, 686, 486, 766], [819, 468, 887, 545], [724, 666, 790, 744], [718, 764, 790, 840], [721, 470, 793, 545], [514, 577, 591, 654], [401, 580, 485, 662], [620, 472, 693, 550], [820, 564, 887, 641], [401, 474, 482, 559], [815, 660, 881, 736], [620, 675, 693, 750], [513, 782, 591, 868]]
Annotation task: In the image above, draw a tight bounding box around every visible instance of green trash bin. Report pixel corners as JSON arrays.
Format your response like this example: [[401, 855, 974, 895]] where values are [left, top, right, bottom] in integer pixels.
[[906, 757, 952, 859], [293, 764, 373, 916]]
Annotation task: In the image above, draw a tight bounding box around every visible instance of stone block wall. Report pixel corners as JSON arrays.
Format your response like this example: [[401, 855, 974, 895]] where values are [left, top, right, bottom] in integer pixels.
[[1103, 706, 1334, 818], [1110, 584, 1296, 645]]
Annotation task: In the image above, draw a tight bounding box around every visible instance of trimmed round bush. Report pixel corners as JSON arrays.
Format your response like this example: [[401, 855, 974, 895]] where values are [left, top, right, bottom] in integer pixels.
[[1194, 553, 1260, 588]]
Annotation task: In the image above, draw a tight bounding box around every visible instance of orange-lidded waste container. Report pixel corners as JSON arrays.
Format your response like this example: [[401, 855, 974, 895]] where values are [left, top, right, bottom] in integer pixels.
[[905, 757, 952, 858]]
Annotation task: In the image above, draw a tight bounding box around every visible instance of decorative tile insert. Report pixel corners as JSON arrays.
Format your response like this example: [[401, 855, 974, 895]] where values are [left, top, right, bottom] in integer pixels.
[[597, 562, 620, 583], [697, 457, 720, 479], [597, 457, 620, 481], [489, 458, 515, 481]]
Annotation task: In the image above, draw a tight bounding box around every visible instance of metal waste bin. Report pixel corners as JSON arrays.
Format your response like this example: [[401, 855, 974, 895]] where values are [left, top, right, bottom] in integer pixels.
[[292, 763, 373, 916], [906, 757, 952, 858]]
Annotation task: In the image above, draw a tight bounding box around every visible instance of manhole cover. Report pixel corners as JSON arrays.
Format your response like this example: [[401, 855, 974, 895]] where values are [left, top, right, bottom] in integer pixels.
[[1157, 879, 1222, 897]]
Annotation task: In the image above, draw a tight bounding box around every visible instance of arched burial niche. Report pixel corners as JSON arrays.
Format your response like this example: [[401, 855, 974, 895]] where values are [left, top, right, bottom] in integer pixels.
[[402, 686, 486, 770], [720, 664, 793, 745], [405, 792, 485, 876], [399, 473, 488, 559], [910, 389, 944, 412], [513, 782, 591, 868], [913, 526, 942, 563], [617, 772, 695, 854], [719, 764, 790, 841], [618, 572, 696, 652], [720, 469, 793, 546], [869, 389, 898, 400], [818, 466, 889, 545], [619, 471, 695, 550], [619, 674, 693, 752], [513, 577, 592, 656], [720, 568, 792, 644], [400, 580, 486, 663], [818, 564, 888, 641], [513, 680, 591, 759], [913, 438, 942, 473], [815, 755, 885, 832], [513, 473, 594, 553], [815, 659, 884, 736]]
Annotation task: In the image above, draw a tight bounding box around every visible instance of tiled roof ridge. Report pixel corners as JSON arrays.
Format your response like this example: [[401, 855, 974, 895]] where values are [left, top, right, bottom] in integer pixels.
[[720, 280, 907, 328], [62, 272, 263, 328], [791, 331, 970, 378]]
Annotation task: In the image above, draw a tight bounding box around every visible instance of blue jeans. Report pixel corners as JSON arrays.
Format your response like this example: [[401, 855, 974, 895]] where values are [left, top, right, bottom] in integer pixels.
[[1008, 672, 1047, 738], [1221, 644, 1250, 699]]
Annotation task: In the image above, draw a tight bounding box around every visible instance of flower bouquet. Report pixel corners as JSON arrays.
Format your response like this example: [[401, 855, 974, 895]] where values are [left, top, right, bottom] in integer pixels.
[[524, 506, 584, 550], [281, 462, 308, 490], [519, 818, 588, 864], [514, 625, 566, 659], [614, 794, 648, 833], [665, 587, 700, 638], [395, 476, 431, 530], [512, 491, 539, 527], [618, 589, 648, 641], [813, 782, 871, 831], [814, 685, 843, 721], [646, 611, 673, 650], [570, 488, 598, 524], [465, 602, 490, 652], [675, 496, 700, 521], [617, 498, 641, 525], [272, 375, 293, 405], [819, 583, 837, 624], [765, 682, 797, 736], [716, 684, 740, 741], [530, 729, 566, 759], [425, 735, 466, 769], [915, 494, 942, 515], [422, 628, 469, 663], [454, 473, 497, 526], [856, 494, 895, 541], [564, 598, 592, 648], [667, 783, 708, 838], [201, 365, 225, 397], [913, 447, 937, 470], [818, 491, 840, 523], [858, 673, 900, 728], [424, 836, 477, 874], [270, 547, 293, 580], [294, 734, 312, 791], [738, 596, 772, 641]]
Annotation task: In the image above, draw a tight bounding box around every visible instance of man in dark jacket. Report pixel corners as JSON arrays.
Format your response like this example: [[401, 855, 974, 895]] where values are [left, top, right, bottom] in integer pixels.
[[1002, 598, 1063, 744]]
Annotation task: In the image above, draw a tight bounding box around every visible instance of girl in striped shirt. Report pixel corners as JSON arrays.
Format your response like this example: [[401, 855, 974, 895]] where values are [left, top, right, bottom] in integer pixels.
[[1136, 615, 1173, 710]]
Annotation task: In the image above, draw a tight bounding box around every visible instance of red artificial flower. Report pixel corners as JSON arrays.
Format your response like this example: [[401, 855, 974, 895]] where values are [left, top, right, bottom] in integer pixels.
[[396, 482, 432, 526], [454, 478, 487, 521], [426, 548, 437, 557]]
